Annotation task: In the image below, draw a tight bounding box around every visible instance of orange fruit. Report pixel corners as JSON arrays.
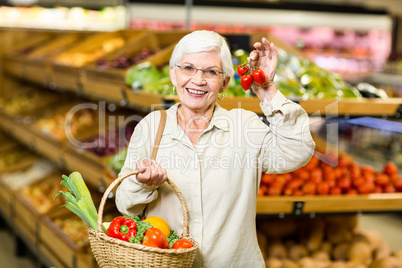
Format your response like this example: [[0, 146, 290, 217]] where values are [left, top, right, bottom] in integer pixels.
[[143, 216, 170, 238]]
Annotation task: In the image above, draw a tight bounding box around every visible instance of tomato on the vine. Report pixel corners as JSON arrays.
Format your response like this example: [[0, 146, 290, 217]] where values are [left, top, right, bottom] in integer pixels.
[[240, 74, 253, 90], [172, 238, 194, 249], [237, 64, 249, 77], [252, 69, 266, 86], [142, 228, 169, 249]]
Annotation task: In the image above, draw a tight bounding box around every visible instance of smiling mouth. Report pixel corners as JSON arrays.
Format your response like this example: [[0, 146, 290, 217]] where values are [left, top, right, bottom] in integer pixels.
[[186, 88, 207, 95]]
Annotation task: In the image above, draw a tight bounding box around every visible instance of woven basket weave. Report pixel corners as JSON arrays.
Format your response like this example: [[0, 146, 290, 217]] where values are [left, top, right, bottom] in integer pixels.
[[88, 170, 198, 268]]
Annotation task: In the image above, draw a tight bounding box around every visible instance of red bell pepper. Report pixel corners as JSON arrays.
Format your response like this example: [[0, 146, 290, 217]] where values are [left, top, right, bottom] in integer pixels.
[[106, 216, 137, 241]]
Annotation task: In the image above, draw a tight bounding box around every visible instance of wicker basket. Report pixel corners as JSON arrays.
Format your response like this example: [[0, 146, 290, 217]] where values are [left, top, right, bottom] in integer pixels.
[[88, 170, 198, 268]]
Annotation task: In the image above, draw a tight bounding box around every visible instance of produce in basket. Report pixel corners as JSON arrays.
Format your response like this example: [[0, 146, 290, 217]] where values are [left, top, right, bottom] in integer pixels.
[[104, 215, 192, 250], [54, 171, 106, 232], [106, 216, 137, 242]]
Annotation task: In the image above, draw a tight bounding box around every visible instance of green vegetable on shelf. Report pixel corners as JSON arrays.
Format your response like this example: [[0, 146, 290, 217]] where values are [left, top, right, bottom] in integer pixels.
[[107, 147, 127, 176], [125, 61, 162, 90], [54, 171, 106, 233]]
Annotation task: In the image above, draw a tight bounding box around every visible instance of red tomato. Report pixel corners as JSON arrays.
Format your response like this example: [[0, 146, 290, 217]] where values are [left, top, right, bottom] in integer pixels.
[[252, 69, 266, 86], [287, 179, 302, 190], [310, 168, 323, 184], [142, 228, 169, 249], [304, 156, 319, 170], [350, 163, 361, 179], [357, 183, 373, 194], [338, 177, 351, 191], [384, 184, 396, 193], [261, 173, 275, 186], [237, 64, 249, 77], [338, 155, 353, 168], [240, 74, 253, 90], [361, 165, 374, 178], [346, 189, 358, 195], [375, 173, 390, 186], [374, 185, 383, 193], [283, 187, 293, 196], [383, 161, 398, 178], [172, 239, 193, 249], [394, 179, 402, 192], [303, 182, 316, 195], [258, 185, 267, 196], [317, 182, 330, 195], [293, 189, 303, 196], [330, 186, 342, 195], [267, 186, 282, 196]]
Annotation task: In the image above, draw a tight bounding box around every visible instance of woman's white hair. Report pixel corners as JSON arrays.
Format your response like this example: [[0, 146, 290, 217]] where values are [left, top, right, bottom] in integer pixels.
[[169, 30, 235, 78]]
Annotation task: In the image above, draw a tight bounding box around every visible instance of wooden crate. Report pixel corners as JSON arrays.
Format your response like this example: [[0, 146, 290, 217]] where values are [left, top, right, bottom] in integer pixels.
[[13, 173, 67, 235], [3, 31, 63, 80], [49, 30, 144, 92], [38, 191, 117, 268], [256, 193, 402, 215], [0, 182, 14, 219], [2, 56, 26, 79], [63, 149, 109, 189], [81, 30, 187, 103], [13, 193, 41, 238], [39, 209, 91, 268], [23, 32, 90, 86]]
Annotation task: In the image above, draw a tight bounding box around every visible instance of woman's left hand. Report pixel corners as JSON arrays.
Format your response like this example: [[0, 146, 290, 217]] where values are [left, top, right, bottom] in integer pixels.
[[248, 37, 278, 101]]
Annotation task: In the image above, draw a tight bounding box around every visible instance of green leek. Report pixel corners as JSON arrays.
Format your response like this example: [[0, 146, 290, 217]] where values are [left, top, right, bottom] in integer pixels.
[[54, 171, 106, 232]]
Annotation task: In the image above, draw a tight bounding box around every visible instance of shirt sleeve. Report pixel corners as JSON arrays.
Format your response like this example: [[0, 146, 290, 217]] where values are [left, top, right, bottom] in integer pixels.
[[115, 113, 160, 217], [258, 90, 315, 174]]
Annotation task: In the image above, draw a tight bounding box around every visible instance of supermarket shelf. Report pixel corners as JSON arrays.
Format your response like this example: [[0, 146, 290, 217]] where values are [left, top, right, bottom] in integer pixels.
[[9, 64, 402, 117], [164, 94, 402, 117], [0, 112, 110, 189], [256, 193, 402, 215], [3, 29, 402, 117], [0, 184, 95, 268], [298, 97, 402, 117]]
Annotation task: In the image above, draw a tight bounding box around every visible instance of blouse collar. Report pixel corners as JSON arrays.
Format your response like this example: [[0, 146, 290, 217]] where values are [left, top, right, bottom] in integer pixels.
[[165, 102, 230, 140]]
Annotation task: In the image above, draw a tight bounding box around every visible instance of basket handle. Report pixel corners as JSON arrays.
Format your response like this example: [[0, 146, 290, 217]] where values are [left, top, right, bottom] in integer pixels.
[[96, 170, 190, 237]]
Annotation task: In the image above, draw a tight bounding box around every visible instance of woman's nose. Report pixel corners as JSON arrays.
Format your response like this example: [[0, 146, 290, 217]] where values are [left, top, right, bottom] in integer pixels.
[[193, 69, 206, 84]]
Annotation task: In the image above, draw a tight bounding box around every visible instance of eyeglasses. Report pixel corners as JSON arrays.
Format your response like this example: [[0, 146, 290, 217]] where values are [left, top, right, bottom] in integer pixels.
[[176, 64, 224, 79]]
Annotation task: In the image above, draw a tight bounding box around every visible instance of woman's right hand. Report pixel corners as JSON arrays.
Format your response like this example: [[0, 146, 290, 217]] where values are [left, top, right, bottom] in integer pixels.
[[135, 158, 167, 188]]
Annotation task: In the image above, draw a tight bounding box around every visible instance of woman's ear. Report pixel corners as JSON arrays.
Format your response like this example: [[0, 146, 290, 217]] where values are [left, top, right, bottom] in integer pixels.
[[220, 76, 231, 93], [169, 66, 177, 87]]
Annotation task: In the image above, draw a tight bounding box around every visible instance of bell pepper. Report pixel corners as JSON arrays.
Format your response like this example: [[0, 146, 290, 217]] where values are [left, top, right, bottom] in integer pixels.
[[106, 216, 137, 241]]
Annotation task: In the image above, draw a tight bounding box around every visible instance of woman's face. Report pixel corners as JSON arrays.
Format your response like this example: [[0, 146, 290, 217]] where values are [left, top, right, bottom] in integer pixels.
[[170, 50, 230, 113]]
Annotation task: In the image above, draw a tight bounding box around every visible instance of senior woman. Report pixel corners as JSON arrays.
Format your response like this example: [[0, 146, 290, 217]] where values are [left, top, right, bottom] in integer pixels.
[[116, 30, 315, 267]]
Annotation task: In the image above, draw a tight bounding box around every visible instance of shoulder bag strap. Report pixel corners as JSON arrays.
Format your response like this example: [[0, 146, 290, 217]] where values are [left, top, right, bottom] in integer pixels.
[[140, 110, 167, 220], [151, 109, 167, 160]]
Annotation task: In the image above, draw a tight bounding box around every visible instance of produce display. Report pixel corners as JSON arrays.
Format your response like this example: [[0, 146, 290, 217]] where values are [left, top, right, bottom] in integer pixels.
[[257, 215, 402, 267], [96, 48, 159, 70], [20, 173, 68, 213], [53, 37, 125, 67], [0, 158, 57, 190], [81, 124, 135, 157], [125, 61, 171, 92], [0, 88, 59, 117], [106, 147, 127, 178], [259, 153, 402, 196], [34, 105, 98, 141], [53, 216, 91, 248], [0, 145, 35, 173], [123, 46, 368, 99]]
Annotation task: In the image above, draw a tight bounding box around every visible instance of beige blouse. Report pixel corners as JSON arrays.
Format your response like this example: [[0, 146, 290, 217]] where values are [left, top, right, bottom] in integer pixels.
[[116, 91, 315, 268]]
